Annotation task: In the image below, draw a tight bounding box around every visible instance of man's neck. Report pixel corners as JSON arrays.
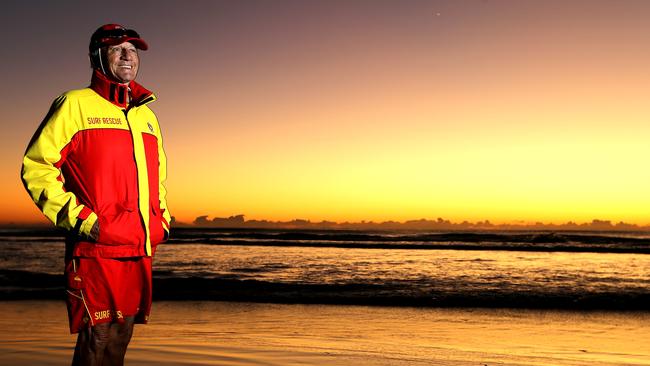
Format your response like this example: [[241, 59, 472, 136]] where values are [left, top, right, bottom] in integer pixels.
[[90, 69, 152, 109]]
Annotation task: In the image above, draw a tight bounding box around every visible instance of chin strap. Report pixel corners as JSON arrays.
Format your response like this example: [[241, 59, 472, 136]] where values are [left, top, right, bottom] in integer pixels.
[[97, 48, 108, 76], [90, 48, 109, 76]]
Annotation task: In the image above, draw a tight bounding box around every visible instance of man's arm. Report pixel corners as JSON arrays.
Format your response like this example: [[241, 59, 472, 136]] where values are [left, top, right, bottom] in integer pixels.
[[21, 94, 98, 239], [157, 121, 171, 239]]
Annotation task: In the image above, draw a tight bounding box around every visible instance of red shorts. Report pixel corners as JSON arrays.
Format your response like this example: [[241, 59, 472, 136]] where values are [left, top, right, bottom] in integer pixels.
[[65, 256, 152, 334]]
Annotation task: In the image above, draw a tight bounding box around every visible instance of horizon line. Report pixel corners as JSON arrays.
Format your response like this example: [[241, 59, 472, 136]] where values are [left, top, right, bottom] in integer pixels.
[[3, 215, 650, 231]]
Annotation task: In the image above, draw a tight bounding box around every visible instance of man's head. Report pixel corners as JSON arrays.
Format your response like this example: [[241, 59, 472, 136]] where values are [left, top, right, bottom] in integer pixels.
[[89, 24, 148, 84]]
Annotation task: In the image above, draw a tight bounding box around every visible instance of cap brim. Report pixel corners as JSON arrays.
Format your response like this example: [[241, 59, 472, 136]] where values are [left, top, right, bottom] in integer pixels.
[[102, 36, 148, 51]]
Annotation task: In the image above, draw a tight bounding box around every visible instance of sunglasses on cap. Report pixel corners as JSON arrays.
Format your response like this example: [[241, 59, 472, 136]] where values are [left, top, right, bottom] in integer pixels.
[[99, 28, 141, 40]]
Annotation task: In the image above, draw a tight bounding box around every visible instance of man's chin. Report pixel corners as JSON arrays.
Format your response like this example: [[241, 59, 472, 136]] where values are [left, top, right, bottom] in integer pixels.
[[110, 72, 136, 84]]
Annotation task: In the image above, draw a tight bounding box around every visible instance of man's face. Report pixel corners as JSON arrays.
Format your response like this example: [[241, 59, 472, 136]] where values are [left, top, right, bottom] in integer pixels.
[[105, 42, 139, 83]]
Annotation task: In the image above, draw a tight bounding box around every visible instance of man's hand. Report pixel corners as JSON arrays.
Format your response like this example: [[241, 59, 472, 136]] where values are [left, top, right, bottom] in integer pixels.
[[89, 221, 100, 241]]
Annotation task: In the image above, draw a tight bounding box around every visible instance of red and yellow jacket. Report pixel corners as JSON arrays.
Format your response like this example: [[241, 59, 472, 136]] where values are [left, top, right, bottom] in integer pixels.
[[22, 70, 170, 257]]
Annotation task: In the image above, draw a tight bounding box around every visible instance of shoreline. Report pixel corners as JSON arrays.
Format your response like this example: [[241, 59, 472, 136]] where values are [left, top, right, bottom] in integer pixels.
[[2, 268, 649, 311]]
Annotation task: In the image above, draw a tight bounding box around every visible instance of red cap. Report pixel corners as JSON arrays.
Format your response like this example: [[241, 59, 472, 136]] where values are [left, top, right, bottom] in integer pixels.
[[89, 24, 148, 51]]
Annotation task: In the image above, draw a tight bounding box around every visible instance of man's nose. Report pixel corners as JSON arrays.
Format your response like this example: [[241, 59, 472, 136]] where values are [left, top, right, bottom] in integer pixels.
[[121, 50, 133, 60]]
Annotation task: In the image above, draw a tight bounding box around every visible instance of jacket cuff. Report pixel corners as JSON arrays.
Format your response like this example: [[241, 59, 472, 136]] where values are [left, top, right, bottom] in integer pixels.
[[163, 226, 170, 241], [161, 214, 170, 231], [78, 212, 98, 238]]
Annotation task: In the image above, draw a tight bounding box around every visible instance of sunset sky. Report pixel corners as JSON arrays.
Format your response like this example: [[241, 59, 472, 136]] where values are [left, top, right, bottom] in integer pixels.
[[2, 0, 650, 225]]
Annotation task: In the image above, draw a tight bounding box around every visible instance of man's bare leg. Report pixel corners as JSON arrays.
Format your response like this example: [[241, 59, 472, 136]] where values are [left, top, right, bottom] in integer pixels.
[[71, 316, 134, 366], [72, 322, 110, 366], [104, 316, 135, 366]]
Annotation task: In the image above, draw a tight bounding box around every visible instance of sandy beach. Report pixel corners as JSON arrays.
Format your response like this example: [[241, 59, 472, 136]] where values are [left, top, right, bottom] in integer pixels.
[[0, 300, 649, 365]]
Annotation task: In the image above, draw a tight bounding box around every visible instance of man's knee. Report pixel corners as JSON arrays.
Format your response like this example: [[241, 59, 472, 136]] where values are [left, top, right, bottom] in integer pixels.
[[72, 323, 111, 365], [90, 323, 111, 351], [102, 318, 135, 366], [110, 322, 133, 348]]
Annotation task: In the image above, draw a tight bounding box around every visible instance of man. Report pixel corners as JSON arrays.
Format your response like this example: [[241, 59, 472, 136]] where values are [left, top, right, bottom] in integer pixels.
[[21, 24, 171, 366]]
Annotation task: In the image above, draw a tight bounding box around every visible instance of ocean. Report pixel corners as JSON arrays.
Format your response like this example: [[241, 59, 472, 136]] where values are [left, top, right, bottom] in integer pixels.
[[1, 227, 649, 310]]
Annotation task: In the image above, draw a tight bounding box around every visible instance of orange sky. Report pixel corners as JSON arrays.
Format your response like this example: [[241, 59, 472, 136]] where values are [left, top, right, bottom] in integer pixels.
[[3, 0, 650, 225]]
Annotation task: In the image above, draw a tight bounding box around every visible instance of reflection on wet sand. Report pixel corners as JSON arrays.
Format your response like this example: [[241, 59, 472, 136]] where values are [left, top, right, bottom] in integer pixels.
[[0, 301, 649, 366]]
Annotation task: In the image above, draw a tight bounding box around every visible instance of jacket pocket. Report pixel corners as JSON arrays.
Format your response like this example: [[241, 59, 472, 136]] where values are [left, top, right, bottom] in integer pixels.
[[149, 202, 166, 245], [65, 258, 84, 290], [97, 203, 142, 246]]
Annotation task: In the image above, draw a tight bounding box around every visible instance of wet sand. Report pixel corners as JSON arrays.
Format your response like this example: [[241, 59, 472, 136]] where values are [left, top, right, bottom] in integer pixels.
[[0, 300, 649, 365]]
